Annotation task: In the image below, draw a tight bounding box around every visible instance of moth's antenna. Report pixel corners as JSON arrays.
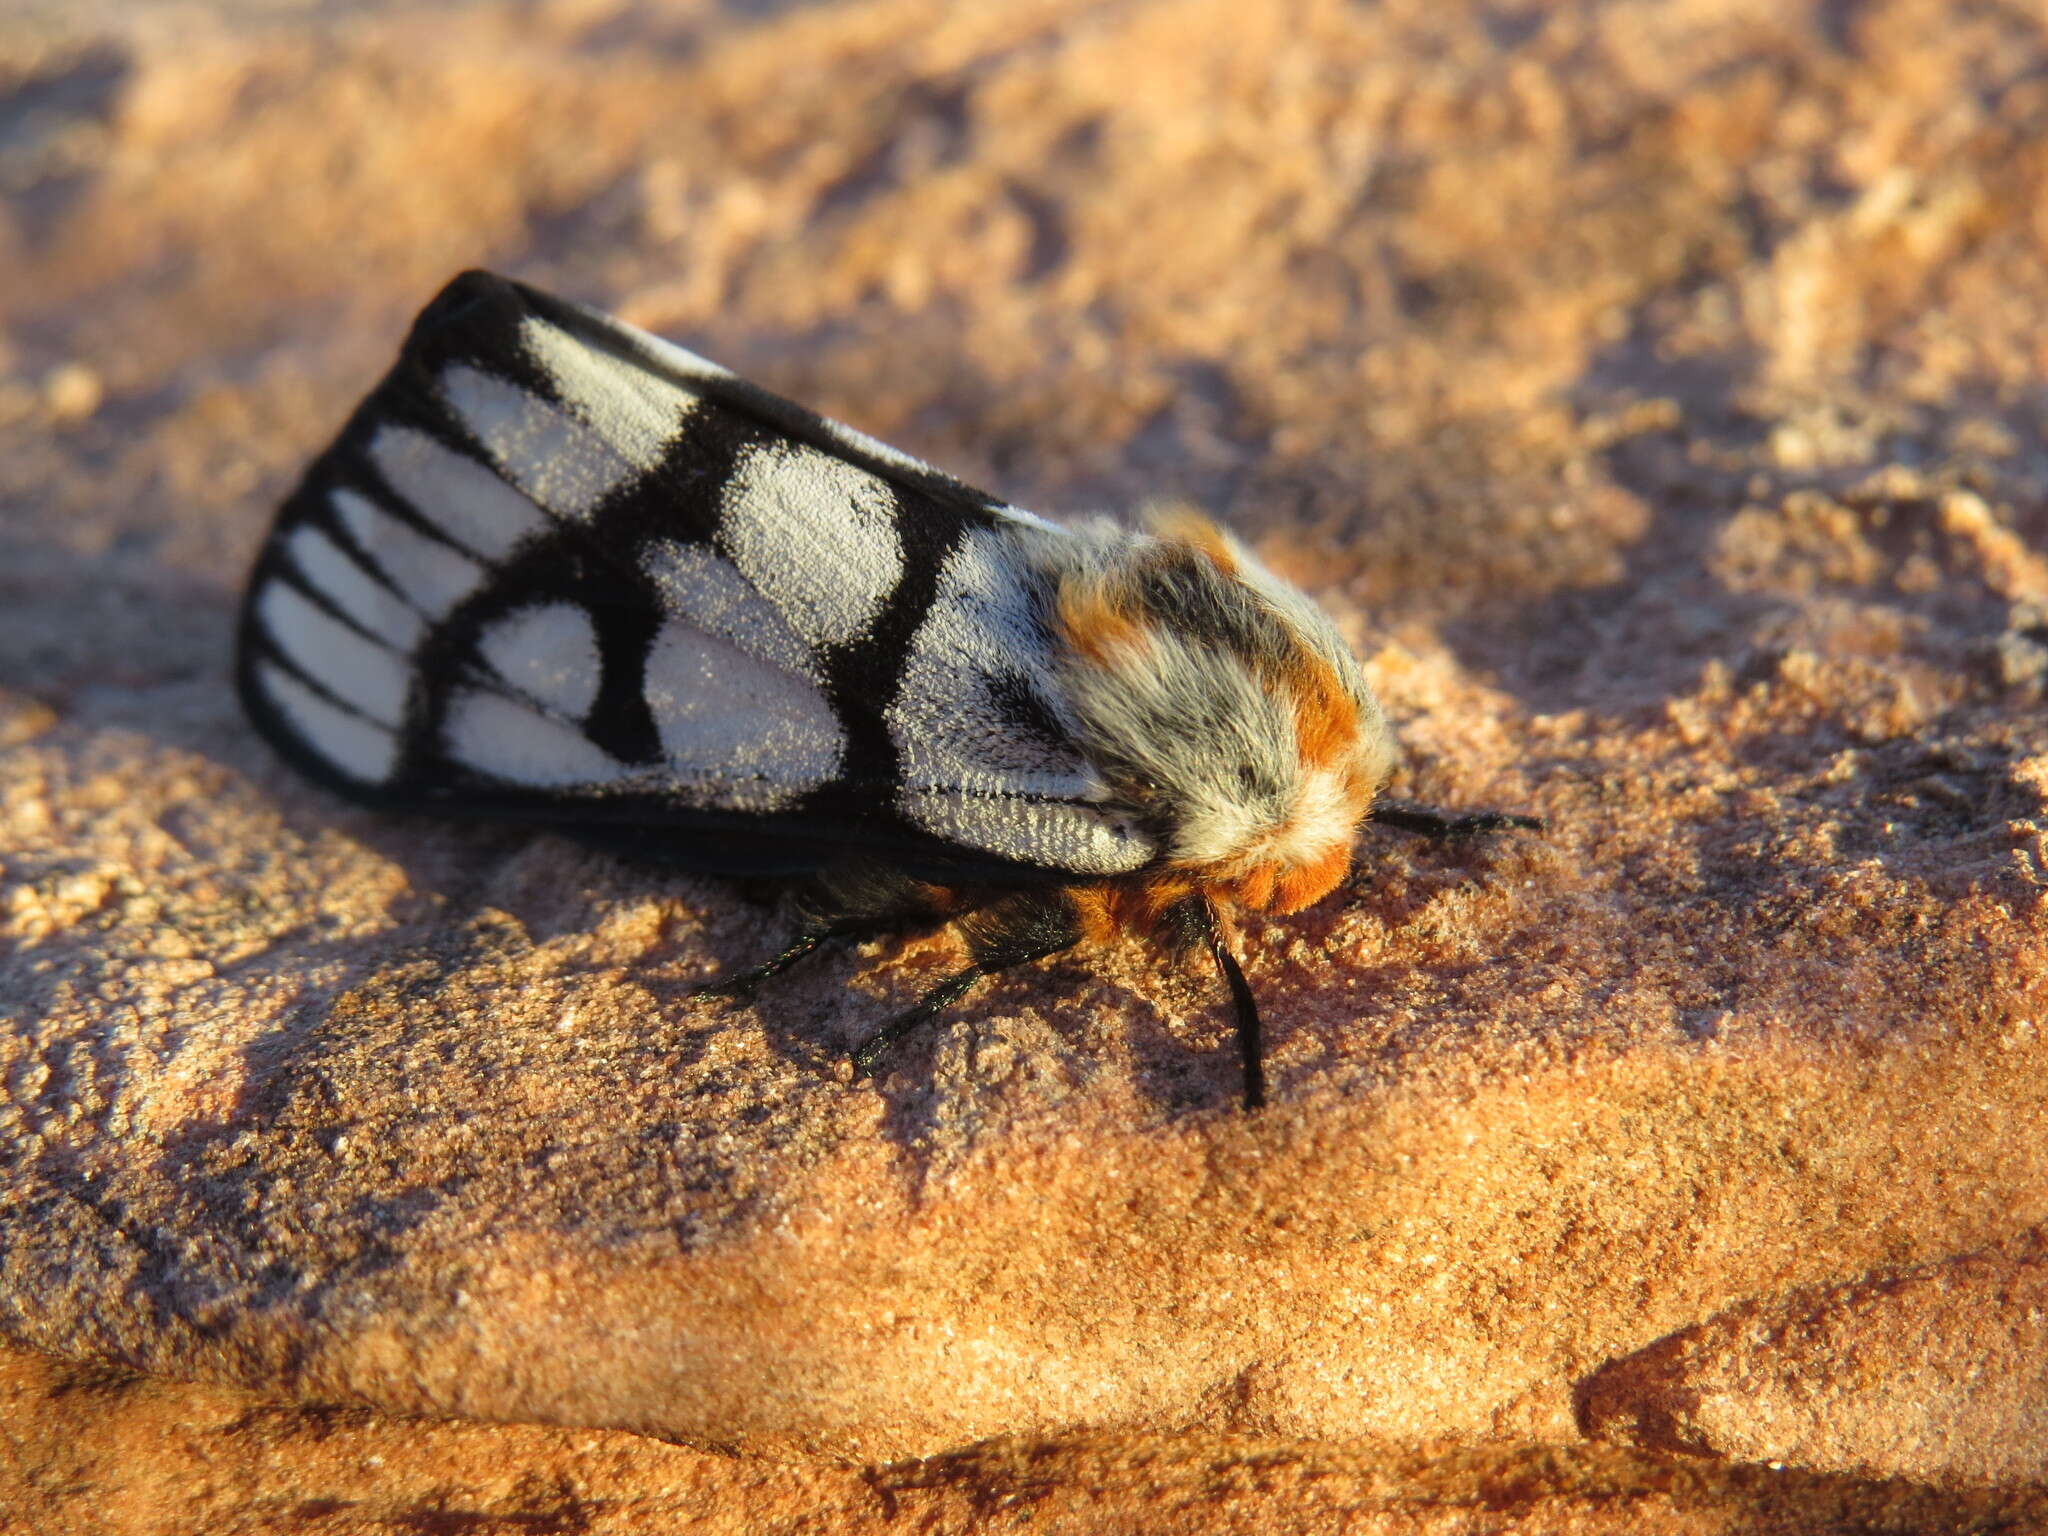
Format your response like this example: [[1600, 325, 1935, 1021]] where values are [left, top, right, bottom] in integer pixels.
[[1371, 801, 1544, 839], [1201, 897, 1265, 1111]]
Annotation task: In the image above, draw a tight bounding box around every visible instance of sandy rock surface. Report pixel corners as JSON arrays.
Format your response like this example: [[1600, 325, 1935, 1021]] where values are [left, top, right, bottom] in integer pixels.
[[1580, 1240, 2048, 1484], [9, 1340, 2048, 1536], [4, 0, 2048, 1527]]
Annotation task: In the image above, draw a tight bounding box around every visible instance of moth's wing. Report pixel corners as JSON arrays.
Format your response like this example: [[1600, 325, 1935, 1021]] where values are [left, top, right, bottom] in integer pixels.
[[235, 270, 1158, 882]]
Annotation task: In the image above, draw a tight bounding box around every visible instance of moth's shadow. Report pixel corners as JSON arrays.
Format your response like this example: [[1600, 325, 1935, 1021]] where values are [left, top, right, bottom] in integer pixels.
[[621, 896, 1259, 1139]]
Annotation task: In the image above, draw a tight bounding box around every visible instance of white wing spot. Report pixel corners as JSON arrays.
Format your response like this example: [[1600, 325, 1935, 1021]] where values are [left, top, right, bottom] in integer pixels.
[[444, 691, 626, 786], [286, 524, 424, 651], [256, 661, 398, 784], [720, 442, 902, 648], [441, 365, 631, 516], [368, 426, 550, 558], [258, 579, 410, 729], [330, 489, 487, 619], [476, 603, 603, 720], [642, 540, 814, 680], [643, 619, 843, 811], [888, 528, 1155, 874], [520, 318, 694, 470]]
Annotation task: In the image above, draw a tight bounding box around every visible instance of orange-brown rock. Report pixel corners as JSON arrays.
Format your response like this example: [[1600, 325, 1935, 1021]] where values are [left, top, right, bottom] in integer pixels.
[[5, 0, 2048, 1528], [8, 1339, 2048, 1535], [1580, 1243, 2048, 1483]]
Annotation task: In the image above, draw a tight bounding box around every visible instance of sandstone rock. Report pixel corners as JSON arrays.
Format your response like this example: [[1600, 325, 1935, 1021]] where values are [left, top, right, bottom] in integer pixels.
[[5, 0, 2048, 1525], [1580, 1245, 2048, 1483], [5, 1337, 2045, 1534]]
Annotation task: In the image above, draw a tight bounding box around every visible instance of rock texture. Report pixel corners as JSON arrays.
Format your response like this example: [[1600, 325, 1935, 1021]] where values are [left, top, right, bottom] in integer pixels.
[[1580, 1241, 2048, 1484], [12, 1340, 2048, 1536], [5, 0, 2048, 1527]]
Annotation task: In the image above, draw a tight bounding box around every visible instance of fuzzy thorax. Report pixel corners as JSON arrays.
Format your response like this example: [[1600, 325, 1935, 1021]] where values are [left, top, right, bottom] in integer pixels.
[[1039, 508, 1396, 918]]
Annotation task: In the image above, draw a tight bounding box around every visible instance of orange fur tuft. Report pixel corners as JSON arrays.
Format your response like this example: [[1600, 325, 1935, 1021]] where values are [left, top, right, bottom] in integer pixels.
[[1055, 579, 1148, 667], [1070, 875, 1198, 940], [1270, 841, 1353, 913], [1231, 863, 1279, 910], [911, 881, 966, 916], [1178, 844, 1351, 917], [1287, 652, 1363, 772], [1147, 507, 1240, 576], [1065, 884, 1122, 945]]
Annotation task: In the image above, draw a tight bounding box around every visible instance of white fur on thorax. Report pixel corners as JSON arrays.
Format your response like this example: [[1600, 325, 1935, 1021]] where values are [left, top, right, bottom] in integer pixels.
[[1023, 518, 1397, 876]]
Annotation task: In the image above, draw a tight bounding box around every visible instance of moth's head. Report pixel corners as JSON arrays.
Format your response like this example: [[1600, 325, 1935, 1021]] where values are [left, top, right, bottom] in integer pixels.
[[1047, 508, 1397, 915]]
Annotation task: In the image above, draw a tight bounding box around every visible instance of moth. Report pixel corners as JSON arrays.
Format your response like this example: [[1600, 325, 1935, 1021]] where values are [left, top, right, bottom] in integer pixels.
[[237, 271, 1536, 1110]]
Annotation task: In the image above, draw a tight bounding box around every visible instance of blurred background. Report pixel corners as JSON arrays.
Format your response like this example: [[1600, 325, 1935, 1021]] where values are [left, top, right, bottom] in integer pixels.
[[9, 0, 2047, 713]]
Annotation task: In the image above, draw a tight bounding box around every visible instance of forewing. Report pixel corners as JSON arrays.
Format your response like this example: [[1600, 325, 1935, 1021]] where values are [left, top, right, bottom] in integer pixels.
[[236, 271, 1156, 880]]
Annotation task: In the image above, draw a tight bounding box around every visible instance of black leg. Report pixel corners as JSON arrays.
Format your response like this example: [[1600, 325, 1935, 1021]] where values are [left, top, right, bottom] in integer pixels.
[[692, 922, 868, 1003], [1155, 896, 1267, 1112], [1185, 897, 1264, 1111], [849, 890, 1082, 1079], [1371, 799, 1544, 840], [850, 965, 990, 1074], [696, 864, 973, 1003]]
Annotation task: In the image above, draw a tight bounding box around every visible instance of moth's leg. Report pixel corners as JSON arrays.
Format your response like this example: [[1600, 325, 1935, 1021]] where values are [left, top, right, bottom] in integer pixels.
[[692, 922, 872, 1001], [695, 865, 968, 1003], [1160, 896, 1265, 1111], [850, 889, 1083, 1077], [1370, 800, 1544, 840], [846, 969, 987, 1074]]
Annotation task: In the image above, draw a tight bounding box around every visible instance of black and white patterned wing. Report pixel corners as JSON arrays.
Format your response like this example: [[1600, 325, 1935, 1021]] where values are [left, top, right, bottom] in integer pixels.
[[236, 271, 1157, 881]]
